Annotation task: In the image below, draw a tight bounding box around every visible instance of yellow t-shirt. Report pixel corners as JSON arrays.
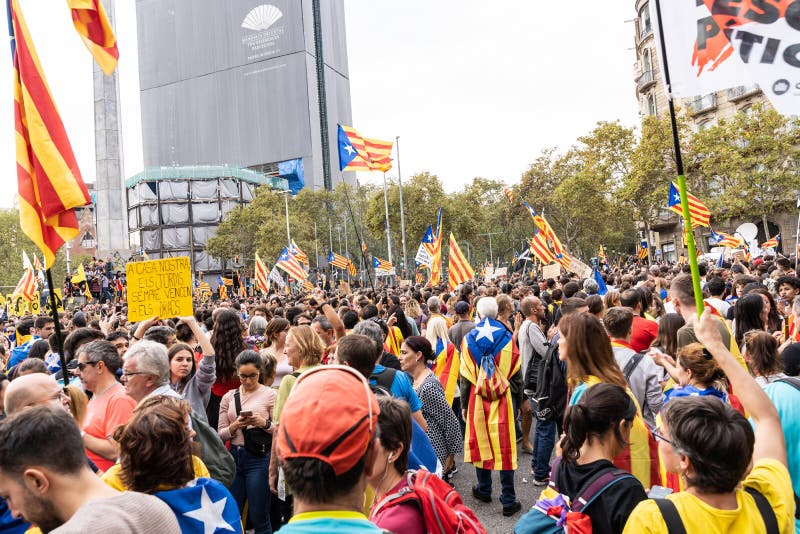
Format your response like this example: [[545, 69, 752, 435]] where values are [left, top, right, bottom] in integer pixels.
[[101, 455, 210, 491], [623, 459, 795, 534]]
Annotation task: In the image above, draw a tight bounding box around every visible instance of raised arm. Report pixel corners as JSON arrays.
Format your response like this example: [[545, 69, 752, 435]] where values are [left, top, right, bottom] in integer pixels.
[[179, 316, 214, 355], [694, 306, 786, 466]]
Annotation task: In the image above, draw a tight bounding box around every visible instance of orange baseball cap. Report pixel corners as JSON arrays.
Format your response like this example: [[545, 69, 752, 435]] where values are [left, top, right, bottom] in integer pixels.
[[277, 365, 380, 476]]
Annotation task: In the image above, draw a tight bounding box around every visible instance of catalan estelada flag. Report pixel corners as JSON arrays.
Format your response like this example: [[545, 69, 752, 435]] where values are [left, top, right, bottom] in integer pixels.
[[447, 233, 474, 292], [10, 0, 92, 269], [337, 124, 370, 171], [668, 182, 710, 228], [276, 247, 307, 281], [373, 256, 393, 273], [328, 251, 349, 270], [528, 232, 555, 265], [364, 137, 393, 172], [709, 229, 743, 248], [433, 338, 460, 406], [254, 253, 268, 293], [67, 0, 119, 75], [760, 233, 780, 249], [290, 240, 309, 267], [422, 208, 443, 285], [460, 317, 520, 471], [638, 240, 649, 260], [12, 268, 36, 300]]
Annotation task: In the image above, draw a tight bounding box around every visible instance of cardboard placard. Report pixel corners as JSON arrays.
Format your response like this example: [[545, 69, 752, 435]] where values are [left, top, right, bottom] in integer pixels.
[[542, 263, 561, 280], [43, 289, 64, 314], [126, 257, 193, 322], [567, 257, 593, 279]]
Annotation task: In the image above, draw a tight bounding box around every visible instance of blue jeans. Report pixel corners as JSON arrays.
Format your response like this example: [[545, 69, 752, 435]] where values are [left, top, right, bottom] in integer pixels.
[[532, 416, 557, 481], [230, 445, 272, 534], [475, 467, 517, 507]]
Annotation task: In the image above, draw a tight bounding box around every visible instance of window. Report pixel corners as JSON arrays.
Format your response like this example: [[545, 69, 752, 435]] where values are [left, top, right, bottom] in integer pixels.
[[661, 243, 676, 263], [646, 92, 657, 116], [639, 2, 652, 38], [740, 105, 752, 117], [642, 48, 652, 73]]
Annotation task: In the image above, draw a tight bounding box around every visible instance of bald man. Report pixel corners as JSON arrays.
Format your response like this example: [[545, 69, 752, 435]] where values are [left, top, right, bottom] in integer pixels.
[[4, 374, 71, 416]]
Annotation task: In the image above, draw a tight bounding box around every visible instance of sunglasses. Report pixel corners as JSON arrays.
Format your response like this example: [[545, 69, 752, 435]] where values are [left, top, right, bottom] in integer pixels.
[[77, 361, 98, 372]]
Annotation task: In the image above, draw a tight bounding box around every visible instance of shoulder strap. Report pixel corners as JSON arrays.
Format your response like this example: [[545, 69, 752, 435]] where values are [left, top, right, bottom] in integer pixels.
[[776, 376, 800, 393], [654, 499, 687, 534], [571, 467, 633, 513], [622, 352, 645, 382], [744, 487, 779, 534], [233, 389, 241, 416]]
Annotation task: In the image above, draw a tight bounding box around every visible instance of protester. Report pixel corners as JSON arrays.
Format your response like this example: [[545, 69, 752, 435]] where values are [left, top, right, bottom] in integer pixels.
[[168, 315, 216, 422], [275, 365, 384, 533], [208, 309, 245, 429], [398, 335, 462, 477], [623, 307, 795, 533], [262, 317, 292, 387], [0, 406, 181, 533], [77, 340, 136, 471], [218, 350, 275, 534], [460, 296, 522, 516]]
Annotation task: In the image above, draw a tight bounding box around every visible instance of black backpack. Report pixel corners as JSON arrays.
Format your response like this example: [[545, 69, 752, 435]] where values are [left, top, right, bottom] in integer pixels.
[[370, 367, 396, 396], [522, 322, 548, 392], [532, 334, 567, 423]]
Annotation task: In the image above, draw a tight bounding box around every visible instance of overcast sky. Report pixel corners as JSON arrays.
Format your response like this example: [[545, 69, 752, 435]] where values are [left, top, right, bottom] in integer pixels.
[[0, 1, 640, 208]]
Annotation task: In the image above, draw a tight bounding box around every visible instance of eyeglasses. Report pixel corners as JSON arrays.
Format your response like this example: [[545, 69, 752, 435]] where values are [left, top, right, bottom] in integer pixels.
[[238, 372, 259, 380], [650, 426, 674, 446], [77, 361, 98, 372], [120, 371, 149, 379]]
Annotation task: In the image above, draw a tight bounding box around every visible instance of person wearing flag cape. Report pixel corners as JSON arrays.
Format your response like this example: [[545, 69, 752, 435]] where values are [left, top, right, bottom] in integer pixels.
[[459, 297, 522, 516]]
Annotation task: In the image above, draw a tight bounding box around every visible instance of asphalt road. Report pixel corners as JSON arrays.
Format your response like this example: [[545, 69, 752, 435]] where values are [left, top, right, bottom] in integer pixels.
[[451, 438, 546, 533]]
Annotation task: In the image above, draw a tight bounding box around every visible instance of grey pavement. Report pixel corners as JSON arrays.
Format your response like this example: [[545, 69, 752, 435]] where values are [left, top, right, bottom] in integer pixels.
[[451, 438, 546, 533]]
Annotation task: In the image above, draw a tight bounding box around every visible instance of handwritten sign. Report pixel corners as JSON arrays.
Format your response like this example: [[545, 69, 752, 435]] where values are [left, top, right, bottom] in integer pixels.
[[126, 257, 193, 322], [567, 257, 593, 279], [542, 263, 561, 280]]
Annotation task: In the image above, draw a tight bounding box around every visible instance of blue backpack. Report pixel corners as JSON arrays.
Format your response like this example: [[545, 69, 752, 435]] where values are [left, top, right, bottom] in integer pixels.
[[514, 457, 633, 534]]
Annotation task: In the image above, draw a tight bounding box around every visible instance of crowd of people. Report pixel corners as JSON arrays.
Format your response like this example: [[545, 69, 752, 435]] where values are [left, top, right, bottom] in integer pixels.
[[0, 253, 798, 533]]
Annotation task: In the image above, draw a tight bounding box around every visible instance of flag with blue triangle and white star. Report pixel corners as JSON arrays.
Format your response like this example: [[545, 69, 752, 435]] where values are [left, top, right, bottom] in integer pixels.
[[155, 477, 242, 534]]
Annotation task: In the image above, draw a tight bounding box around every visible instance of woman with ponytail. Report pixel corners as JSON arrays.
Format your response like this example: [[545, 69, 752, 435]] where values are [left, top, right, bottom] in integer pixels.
[[534, 383, 647, 534], [399, 335, 462, 478]]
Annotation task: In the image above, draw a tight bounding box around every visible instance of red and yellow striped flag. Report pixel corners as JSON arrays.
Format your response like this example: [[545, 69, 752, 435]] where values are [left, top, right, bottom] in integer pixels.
[[668, 182, 710, 228], [254, 252, 269, 293], [12, 268, 36, 301], [302, 280, 314, 292], [433, 338, 460, 406], [290, 240, 309, 267], [528, 233, 555, 265], [448, 233, 474, 292], [347, 260, 357, 277], [68, 0, 119, 76], [11, 0, 92, 269], [364, 137, 393, 172], [502, 187, 514, 203]]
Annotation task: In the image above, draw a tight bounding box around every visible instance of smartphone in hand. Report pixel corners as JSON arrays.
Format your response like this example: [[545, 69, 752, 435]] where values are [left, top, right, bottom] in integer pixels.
[[240, 411, 253, 418]]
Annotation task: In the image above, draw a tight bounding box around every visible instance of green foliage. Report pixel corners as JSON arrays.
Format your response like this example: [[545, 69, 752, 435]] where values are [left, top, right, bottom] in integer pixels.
[[207, 106, 799, 268], [0, 209, 69, 292]]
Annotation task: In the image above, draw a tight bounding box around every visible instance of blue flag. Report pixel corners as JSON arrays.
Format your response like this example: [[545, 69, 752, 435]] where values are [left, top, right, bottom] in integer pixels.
[[155, 477, 242, 534], [592, 267, 608, 296]]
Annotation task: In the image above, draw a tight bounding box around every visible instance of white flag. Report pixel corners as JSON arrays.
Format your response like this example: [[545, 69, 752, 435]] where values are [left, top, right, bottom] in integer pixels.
[[22, 251, 32, 271], [268, 266, 285, 288], [415, 243, 431, 267], [653, 1, 800, 115]]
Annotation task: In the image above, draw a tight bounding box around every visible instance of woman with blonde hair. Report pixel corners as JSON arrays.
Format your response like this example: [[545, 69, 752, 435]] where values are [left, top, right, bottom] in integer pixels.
[[424, 315, 460, 408], [268, 325, 325, 501]]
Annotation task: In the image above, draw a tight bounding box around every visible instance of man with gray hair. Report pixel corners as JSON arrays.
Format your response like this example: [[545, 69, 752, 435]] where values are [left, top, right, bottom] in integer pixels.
[[351, 319, 400, 370], [459, 295, 522, 516], [121, 339, 178, 404], [426, 295, 452, 329], [77, 340, 136, 471]]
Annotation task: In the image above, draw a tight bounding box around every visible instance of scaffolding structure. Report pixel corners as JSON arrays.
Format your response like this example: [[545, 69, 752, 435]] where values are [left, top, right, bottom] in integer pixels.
[[126, 165, 288, 275]]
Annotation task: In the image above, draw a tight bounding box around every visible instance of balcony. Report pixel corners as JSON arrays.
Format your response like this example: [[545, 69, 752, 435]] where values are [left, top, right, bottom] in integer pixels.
[[726, 84, 761, 102], [688, 93, 717, 115], [639, 23, 652, 40], [637, 70, 656, 92]]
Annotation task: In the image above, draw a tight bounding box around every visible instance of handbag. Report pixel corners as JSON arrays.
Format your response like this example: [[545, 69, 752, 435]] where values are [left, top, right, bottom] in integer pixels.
[[233, 389, 272, 457]]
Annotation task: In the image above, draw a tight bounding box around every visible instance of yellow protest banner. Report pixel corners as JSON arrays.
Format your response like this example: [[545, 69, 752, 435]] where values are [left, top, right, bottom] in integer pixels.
[[0, 294, 4, 307], [126, 257, 193, 322]]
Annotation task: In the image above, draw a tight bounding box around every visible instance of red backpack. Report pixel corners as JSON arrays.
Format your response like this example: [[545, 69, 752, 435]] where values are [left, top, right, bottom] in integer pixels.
[[371, 468, 487, 534]]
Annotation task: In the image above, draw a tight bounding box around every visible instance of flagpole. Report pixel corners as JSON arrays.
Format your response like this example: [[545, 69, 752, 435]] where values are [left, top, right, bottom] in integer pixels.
[[44, 268, 69, 388], [653, 0, 705, 314], [396, 136, 408, 276], [382, 172, 393, 263]]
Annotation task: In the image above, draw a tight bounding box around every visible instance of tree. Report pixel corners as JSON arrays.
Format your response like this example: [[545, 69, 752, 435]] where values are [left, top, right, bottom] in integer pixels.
[[692, 104, 800, 237], [0, 210, 69, 294]]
